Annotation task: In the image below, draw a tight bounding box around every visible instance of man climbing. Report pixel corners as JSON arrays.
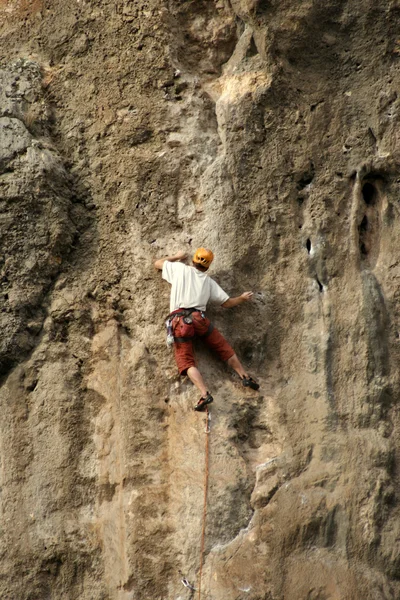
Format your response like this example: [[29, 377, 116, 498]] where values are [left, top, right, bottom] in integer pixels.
[[154, 247, 259, 411]]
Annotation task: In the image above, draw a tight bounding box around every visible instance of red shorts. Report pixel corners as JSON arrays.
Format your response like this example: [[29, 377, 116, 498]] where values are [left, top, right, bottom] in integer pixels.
[[172, 310, 235, 375]]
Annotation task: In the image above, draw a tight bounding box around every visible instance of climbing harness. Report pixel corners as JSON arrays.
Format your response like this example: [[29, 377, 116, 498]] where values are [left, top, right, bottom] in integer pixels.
[[165, 309, 214, 346], [197, 407, 211, 600], [167, 307, 198, 320]]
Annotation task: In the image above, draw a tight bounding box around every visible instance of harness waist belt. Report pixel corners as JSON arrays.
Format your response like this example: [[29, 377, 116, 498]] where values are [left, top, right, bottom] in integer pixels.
[[167, 307, 200, 320]]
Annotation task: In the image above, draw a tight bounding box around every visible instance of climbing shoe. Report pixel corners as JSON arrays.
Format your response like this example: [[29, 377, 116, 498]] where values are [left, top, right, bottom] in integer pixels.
[[242, 376, 260, 391], [194, 392, 213, 411]]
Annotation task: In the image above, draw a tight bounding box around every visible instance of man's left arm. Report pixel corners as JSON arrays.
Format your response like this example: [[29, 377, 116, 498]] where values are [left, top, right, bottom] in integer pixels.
[[222, 292, 253, 308], [154, 251, 187, 270], [209, 279, 254, 308]]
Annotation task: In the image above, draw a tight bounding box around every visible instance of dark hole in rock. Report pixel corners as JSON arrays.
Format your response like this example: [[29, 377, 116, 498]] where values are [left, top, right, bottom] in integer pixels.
[[242, 346, 253, 362], [256, 0, 270, 13], [175, 82, 188, 94], [297, 164, 315, 190], [385, 203, 394, 225], [0, 357, 15, 376], [316, 277, 323, 292], [362, 182, 376, 205], [360, 242, 368, 255], [359, 215, 368, 232], [26, 379, 38, 392], [306, 239, 311, 253], [368, 127, 377, 143], [248, 36, 258, 57]]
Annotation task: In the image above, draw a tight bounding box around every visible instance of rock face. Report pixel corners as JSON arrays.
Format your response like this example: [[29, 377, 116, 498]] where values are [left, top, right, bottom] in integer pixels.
[[0, 60, 77, 375], [0, 1, 400, 599]]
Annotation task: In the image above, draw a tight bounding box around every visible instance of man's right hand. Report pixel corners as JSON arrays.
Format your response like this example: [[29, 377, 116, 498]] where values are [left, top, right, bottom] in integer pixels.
[[154, 250, 187, 270]]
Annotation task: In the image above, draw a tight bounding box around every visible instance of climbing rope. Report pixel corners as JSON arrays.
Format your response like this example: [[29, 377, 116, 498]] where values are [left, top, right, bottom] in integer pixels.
[[198, 407, 211, 600]]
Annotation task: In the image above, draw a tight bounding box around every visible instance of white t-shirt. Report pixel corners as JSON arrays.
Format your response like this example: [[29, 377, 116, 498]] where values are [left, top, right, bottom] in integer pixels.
[[162, 261, 229, 312]]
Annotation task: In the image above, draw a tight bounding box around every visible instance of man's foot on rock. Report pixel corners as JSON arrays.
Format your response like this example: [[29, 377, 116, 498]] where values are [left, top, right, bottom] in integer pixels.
[[242, 376, 260, 391], [194, 392, 213, 411]]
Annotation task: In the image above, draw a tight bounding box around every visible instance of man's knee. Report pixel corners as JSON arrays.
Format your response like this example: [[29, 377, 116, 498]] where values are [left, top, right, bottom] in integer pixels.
[[180, 363, 196, 376], [174, 339, 195, 375], [206, 329, 235, 362]]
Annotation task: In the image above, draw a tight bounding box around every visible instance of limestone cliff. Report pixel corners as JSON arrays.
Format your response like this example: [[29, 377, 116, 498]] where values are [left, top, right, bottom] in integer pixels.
[[0, 1, 400, 599]]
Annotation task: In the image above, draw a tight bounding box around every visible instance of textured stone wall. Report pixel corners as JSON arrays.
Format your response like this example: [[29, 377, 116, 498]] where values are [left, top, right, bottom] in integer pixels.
[[0, 1, 400, 599]]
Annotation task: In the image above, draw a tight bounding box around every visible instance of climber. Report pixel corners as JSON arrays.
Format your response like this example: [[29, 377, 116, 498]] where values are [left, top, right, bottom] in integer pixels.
[[154, 247, 259, 411]]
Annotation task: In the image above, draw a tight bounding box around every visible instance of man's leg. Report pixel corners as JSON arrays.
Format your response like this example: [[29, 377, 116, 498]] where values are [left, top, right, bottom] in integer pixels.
[[203, 326, 260, 390], [201, 323, 248, 378], [226, 353, 248, 378], [187, 366, 208, 397], [173, 336, 210, 397]]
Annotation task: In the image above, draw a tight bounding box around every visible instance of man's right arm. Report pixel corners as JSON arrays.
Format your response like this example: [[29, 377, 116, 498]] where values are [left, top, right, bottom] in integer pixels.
[[222, 292, 253, 308], [154, 251, 187, 270]]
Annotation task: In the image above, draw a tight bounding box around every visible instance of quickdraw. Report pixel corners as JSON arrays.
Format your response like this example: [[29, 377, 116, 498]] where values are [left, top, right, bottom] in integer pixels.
[[182, 578, 196, 591], [205, 410, 211, 434]]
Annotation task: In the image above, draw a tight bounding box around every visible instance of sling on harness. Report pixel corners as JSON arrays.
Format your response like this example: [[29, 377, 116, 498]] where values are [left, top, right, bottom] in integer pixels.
[[165, 308, 197, 347]]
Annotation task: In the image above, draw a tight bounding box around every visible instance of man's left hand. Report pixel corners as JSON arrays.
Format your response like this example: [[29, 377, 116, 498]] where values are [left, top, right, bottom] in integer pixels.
[[241, 292, 253, 302]]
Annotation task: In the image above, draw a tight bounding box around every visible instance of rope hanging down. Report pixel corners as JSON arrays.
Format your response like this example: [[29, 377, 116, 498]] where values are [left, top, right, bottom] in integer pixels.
[[198, 407, 211, 600]]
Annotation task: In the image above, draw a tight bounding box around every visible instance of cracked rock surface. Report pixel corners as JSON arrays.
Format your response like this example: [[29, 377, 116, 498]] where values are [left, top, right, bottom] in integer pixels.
[[0, 1, 400, 599]]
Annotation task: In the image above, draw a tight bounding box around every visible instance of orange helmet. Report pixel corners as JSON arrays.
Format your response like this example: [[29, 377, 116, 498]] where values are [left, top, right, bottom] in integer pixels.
[[193, 247, 214, 269]]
